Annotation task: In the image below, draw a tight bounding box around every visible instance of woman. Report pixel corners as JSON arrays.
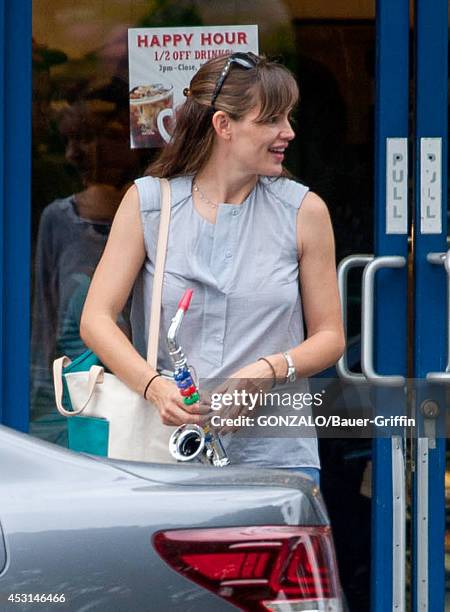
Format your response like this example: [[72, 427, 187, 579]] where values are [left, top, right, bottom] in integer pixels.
[[80, 53, 345, 485]]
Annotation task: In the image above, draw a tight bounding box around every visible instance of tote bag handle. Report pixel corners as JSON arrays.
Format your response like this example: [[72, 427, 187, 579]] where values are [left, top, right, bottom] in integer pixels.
[[53, 356, 104, 416], [147, 178, 171, 368]]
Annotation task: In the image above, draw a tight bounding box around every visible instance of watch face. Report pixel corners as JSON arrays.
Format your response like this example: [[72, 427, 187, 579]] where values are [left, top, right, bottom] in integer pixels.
[[287, 364, 296, 383], [283, 353, 296, 383]]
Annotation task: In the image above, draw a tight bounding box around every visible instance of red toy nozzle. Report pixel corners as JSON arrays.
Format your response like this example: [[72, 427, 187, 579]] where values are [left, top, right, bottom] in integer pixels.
[[178, 289, 194, 311]]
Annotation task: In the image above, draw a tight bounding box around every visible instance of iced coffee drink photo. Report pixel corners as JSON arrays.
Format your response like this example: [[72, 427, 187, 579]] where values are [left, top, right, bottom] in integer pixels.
[[129, 83, 173, 148]]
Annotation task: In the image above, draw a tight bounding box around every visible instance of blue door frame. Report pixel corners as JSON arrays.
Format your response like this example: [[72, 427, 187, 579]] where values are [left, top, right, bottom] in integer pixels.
[[413, 1, 448, 611], [372, 0, 448, 610], [0, 0, 32, 431], [372, 1, 410, 610]]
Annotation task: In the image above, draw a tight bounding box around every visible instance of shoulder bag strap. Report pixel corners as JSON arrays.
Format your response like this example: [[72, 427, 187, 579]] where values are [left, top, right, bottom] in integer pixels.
[[146, 178, 171, 368]]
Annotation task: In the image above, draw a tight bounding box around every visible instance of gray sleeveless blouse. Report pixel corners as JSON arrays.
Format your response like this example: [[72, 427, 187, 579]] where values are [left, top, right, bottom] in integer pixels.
[[132, 174, 319, 469]]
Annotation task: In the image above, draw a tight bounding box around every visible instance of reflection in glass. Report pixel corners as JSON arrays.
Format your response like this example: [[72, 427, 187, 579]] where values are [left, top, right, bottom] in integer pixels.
[[31, 5, 375, 609], [31, 74, 144, 444]]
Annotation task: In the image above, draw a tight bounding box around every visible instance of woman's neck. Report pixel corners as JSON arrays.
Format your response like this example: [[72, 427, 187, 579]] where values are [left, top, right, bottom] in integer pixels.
[[195, 160, 258, 206]]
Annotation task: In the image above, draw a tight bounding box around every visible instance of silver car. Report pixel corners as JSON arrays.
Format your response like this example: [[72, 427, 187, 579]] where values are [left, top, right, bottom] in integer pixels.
[[0, 425, 343, 611]]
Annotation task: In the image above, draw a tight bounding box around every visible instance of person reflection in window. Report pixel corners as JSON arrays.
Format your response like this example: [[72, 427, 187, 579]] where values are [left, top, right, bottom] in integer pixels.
[[30, 84, 142, 444]]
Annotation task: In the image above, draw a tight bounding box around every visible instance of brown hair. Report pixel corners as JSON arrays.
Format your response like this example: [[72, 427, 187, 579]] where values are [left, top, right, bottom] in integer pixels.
[[146, 54, 299, 178]]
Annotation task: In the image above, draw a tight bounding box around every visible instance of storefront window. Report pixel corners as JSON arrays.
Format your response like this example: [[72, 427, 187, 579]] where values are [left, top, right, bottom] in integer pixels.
[[30, 0, 303, 443], [31, 1, 374, 443], [31, 2, 376, 608]]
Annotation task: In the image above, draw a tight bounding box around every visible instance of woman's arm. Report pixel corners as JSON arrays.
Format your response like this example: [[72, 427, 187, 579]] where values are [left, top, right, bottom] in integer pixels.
[[80, 185, 207, 426], [226, 191, 345, 385], [210, 191, 345, 432], [265, 190, 345, 380]]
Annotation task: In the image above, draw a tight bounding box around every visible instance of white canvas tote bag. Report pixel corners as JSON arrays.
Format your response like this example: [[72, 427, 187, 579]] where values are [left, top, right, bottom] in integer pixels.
[[53, 178, 177, 463]]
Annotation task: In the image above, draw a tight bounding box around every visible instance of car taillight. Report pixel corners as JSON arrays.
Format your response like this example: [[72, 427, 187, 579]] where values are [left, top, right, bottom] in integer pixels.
[[153, 526, 342, 611]]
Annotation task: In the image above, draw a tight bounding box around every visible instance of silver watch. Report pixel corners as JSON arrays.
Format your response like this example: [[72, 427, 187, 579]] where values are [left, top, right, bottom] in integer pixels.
[[282, 351, 296, 384]]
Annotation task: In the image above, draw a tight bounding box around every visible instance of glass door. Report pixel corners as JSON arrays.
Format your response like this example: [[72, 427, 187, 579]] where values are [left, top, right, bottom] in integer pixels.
[[336, 0, 449, 610]]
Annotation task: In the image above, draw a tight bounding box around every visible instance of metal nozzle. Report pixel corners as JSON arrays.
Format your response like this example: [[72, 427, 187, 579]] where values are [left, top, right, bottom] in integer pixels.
[[169, 424, 230, 467], [169, 424, 206, 463]]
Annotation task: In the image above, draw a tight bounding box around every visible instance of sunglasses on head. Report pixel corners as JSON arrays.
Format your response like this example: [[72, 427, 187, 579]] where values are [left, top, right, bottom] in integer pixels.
[[211, 52, 259, 109]]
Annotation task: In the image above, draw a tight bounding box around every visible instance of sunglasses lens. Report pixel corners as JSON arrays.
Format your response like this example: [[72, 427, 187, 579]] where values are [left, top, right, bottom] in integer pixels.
[[234, 58, 255, 69], [232, 52, 258, 67], [211, 53, 258, 107]]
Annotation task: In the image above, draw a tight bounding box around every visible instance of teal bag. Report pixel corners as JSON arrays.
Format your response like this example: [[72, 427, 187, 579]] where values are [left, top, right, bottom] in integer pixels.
[[61, 350, 110, 457], [63, 349, 103, 375], [68, 415, 109, 456]]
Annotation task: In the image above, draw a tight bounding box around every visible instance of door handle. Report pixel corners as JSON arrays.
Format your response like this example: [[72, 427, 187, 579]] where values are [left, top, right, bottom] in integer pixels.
[[337, 254, 373, 382], [361, 256, 407, 386], [426, 249, 450, 381]]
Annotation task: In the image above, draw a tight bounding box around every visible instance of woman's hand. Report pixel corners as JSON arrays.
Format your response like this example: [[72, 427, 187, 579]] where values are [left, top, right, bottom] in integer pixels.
[[146, 376, 212, 426], [206, 359, 276, 434]]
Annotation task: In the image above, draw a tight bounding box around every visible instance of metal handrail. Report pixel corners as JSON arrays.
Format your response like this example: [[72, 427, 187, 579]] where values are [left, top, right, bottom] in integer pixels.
[[336, 254, 373, 383], [361, 256, 407, 386]]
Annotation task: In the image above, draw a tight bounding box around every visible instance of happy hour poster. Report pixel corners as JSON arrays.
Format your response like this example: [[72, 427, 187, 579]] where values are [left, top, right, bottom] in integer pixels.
[[128, 25, 258, 148]]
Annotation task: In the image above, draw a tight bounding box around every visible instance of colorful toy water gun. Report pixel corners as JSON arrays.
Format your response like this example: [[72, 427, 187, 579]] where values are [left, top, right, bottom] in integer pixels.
[[167, 289, 230, 467]]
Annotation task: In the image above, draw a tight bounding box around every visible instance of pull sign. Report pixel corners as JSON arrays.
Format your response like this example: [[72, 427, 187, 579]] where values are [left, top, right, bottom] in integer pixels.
[[420, 137, 442, 234], [386, 138, 408, 234]]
